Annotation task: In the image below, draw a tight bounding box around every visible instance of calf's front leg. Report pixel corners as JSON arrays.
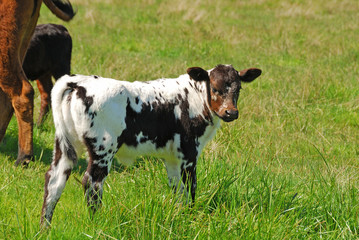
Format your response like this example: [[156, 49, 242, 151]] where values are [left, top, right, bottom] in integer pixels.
[[164, 160, 188, 201], [181, 164, 197, 203]]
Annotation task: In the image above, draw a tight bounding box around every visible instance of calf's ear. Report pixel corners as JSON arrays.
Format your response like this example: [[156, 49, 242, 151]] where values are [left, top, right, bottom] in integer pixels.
[[187, 67, 210, 81], [239, 68, 262, 82]]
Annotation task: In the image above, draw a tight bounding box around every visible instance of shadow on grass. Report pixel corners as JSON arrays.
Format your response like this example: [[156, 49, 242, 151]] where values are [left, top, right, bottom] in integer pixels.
[[0, 121, 159, 179], [0, 133, 53, 165], [0, 134, 18, 161]]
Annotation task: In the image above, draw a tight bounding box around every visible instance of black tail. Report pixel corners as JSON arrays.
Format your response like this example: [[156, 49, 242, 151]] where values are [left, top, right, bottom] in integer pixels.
[[43, 0, 76, 21]]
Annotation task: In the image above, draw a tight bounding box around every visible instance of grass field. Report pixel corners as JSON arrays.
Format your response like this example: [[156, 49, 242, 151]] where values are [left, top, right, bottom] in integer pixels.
[[1, 0, 359, 238]]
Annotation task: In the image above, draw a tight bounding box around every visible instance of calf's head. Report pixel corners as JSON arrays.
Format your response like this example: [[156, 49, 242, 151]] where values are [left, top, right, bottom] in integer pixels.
[[187, 64, 261, 122]]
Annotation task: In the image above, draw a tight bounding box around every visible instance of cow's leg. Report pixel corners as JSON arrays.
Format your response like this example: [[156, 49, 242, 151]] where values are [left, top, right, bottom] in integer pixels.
[[164, 161, 187, 200], [41, 137, 77, 226], [12, 77, 34, 166], [13, 0, 42, 166], [0, 73, 34, 166], [82, 137, 113, 215], [181, 163, 197, 203], [0, 0, 42, 166], [35, 73, 53, 125], [0, 90, 14, 143]]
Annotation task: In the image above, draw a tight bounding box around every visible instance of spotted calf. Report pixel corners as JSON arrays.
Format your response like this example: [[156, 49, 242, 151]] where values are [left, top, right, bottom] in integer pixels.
[[40, 64, 261, 225]]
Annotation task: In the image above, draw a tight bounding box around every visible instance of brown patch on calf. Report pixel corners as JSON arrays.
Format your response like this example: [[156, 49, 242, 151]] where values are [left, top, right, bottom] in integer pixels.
[[66, 82, 97, 121], [66, 141, 77, 162], [41, 169, 52, 222], [190, 64, 262, 122], [75, 86, 94, 114], [187, 65, 241, 122], [64, 168, 71, 180], [83, 135, 109, 183], [207, 65, 241, 122], [53, 138, 62, 166]]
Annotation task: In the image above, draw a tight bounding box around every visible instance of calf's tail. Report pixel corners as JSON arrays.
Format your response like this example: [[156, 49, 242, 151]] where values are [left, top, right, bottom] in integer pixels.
[[51, 75, 79, 158]]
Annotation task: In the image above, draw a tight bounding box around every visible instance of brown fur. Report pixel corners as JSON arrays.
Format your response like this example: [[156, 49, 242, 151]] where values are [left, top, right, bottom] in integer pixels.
[[0, 0, 74, 166]]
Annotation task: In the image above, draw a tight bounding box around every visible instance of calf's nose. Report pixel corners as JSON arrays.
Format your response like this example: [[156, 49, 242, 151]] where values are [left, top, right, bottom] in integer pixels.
[[225, 109, 239, 119]]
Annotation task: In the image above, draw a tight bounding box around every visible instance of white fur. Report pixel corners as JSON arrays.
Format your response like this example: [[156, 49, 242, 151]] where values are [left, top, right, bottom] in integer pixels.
[[42, 71, 223, 225], [52, 73, 219, 165]]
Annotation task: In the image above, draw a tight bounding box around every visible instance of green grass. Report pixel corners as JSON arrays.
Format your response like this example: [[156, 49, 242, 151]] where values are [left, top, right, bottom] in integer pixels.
[[1, 0, 359, 238]]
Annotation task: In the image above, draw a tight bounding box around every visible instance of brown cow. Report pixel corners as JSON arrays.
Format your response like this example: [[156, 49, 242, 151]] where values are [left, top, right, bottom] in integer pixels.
[[0, 0, 75, 166]]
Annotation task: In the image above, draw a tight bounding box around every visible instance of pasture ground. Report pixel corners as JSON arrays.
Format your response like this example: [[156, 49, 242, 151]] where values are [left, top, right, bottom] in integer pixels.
[[0, 0, 358, 239]]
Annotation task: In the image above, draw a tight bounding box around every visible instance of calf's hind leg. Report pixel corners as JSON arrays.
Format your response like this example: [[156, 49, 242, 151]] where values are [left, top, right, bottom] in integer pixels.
[[82, 162, 111, 215], [82, 136, 113, 215], [41, 138, 77, 226]]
